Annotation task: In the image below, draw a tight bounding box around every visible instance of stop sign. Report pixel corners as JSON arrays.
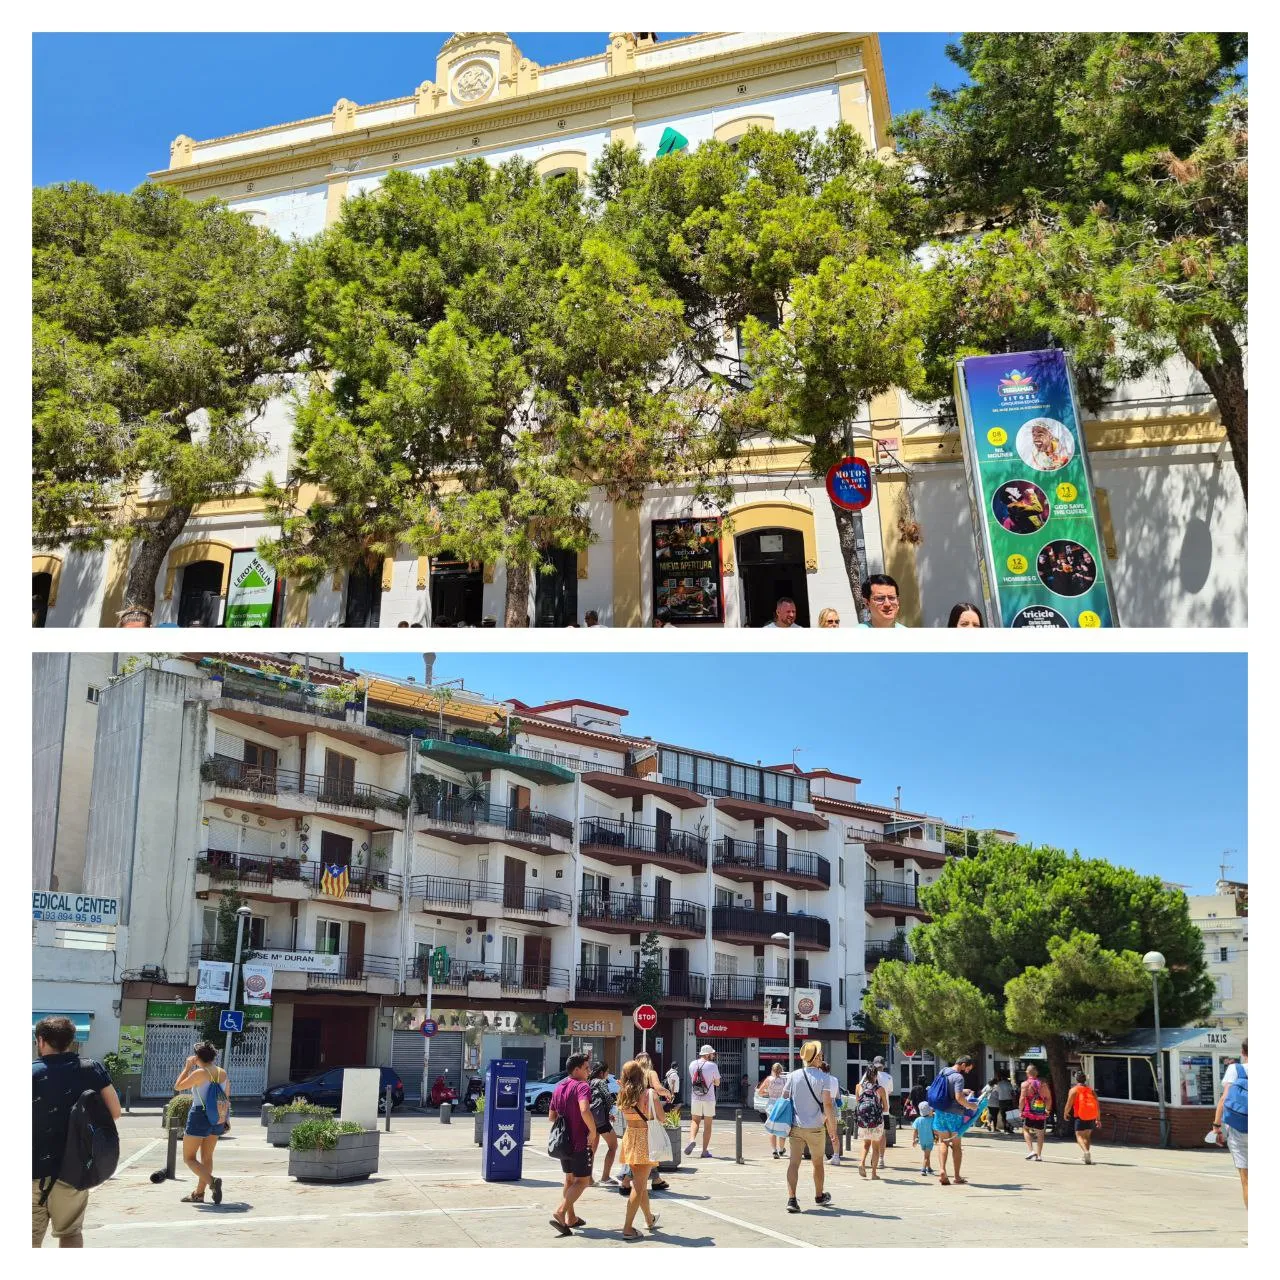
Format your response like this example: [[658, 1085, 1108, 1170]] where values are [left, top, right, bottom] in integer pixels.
[[633, 1005, 658, 1032]]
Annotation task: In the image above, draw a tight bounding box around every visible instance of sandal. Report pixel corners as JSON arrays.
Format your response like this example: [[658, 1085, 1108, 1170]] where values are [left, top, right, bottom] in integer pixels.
[[647, 1214, 660, 1232], [210, 1177, 223, 1205], [567, 1217, 587, 1227], [651, 1180, 670, 1191], [180, 1193, 205, 1203], [939, 1174, 950, 1186], [952, 1176, 967, 1185], [549, 1217, 572, 1238], [621, 1229, 644, 1241]]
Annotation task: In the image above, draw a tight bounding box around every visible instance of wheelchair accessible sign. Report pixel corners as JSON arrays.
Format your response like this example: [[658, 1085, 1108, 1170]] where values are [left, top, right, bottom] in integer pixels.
[[825, 457, 873, 511]]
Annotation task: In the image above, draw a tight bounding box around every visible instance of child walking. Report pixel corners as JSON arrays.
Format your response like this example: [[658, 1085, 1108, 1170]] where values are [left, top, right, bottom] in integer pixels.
[[912, 1101, 936, 1175]]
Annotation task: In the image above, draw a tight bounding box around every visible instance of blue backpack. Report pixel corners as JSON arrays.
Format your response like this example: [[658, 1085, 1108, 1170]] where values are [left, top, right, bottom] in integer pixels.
[[1222, 1064, 1247, 1133], [926, 1071, 954, 1111]]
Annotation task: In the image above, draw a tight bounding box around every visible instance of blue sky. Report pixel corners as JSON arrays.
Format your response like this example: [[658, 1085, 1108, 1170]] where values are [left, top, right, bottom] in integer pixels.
[[32, 32, 964, 192], [345, 652, 1246, 893]]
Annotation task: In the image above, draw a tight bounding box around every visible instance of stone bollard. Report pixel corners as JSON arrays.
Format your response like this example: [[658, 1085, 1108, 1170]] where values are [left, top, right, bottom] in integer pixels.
[[165, 1125, 180, 1178], [441, 1101, 452, 1124]]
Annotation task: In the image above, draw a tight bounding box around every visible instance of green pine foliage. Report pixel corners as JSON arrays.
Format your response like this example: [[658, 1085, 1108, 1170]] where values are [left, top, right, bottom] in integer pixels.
[[33, 182, 305, 615]]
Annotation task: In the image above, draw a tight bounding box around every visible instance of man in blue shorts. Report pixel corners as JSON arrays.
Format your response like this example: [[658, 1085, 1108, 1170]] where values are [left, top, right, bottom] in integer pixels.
[[931, 1054, 978, 1186]]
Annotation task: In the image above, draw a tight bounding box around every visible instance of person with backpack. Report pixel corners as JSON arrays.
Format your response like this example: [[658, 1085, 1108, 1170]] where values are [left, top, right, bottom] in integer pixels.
[[780, 1040, 837, 1213], [1065, 1070, 1102, 1164], [1018, 1064, 1053, 1162], [33, 1015, 121, 1248], [854, 1064, 888, 1179], [926, 1053, 978, 1186], [173, 1041, 231, 1205], [587, 1062, 619, 1186], [684, 1045, 720, 1158], [1213, 1039, 1248, 1208]]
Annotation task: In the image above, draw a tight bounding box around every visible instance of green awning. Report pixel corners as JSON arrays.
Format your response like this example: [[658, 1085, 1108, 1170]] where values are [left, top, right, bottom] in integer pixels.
[[417, 739, 574, 785], [34, 1012, 92, 1041]]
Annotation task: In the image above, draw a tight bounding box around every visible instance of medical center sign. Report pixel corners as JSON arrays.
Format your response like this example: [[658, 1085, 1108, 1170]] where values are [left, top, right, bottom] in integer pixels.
[[955, 349, 1117, 628]]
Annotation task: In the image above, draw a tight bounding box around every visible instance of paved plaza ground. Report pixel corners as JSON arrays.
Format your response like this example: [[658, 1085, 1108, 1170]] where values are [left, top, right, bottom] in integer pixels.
[[62, 1108, 1247, 1248]]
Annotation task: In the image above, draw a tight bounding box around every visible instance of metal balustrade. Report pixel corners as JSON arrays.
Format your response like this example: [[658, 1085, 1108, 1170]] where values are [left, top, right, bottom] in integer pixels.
[[579, 817, 708, 867], [406, 956, 567, 991], [188, 941, 398, 982], [714, 836, 830, 884], [711, 906, 831, 947], [416, 796, 573, 840], [864, 881, 923, 910], [577, 892, 707, 933], [709, 973, 832, 1013], [197, 849, 402, 897], [576, 964, 707, 1003], [409, 874, 571, 915], [203, 756, 408, 813]]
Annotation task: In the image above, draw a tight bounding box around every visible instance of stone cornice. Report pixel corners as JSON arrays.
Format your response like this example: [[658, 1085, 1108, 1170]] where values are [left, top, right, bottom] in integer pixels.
[[151, 34, 874, 194]]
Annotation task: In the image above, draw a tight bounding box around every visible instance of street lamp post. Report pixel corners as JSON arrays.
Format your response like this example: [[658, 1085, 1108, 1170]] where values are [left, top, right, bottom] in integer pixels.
[[1143, 951, 1169, 1148], [223, 905, 252, 1070], [772, 931, 796, 1072]]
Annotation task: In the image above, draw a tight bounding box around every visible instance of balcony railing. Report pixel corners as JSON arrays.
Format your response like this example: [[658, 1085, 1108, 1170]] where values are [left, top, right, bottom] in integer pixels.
[[189, 942, 398, 982], [579, 817, 708, 868], [709, 973, 832, 1013], [409, 874, 571, 915], [576, 964, 707, 1003], [417, 796, 574, 841], [204, 757, 409, 814], [850, 828, 944, 857], [714, 836, 830, 885], [865, 939, 908, 966], [578, 892, 707, 933], [197, 849, 402, 898], [406, 956, 566, 992], [711, 906, 830, 948], [220, 679, 350, 723], [521, 748, 628, 775], [865, 881, 923, 911]]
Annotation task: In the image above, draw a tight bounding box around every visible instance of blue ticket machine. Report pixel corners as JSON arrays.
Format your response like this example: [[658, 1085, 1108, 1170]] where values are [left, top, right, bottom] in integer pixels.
[[481, 1058, 526, 1181]]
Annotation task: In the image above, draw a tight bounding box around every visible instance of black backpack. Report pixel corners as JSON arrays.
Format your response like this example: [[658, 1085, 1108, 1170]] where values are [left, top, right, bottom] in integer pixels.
[[57, 1088, 120, 1193]]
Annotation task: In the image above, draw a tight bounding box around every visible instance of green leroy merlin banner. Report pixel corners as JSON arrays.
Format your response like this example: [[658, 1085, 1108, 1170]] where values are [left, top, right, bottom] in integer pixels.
[[955, 349, 1117, 628], [225, 549, 278, 627], [145, 999, 271, 1023]]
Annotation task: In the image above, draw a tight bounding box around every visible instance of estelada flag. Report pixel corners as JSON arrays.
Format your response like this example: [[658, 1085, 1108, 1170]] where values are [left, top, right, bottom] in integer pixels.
[[320, 863, 349, 898]]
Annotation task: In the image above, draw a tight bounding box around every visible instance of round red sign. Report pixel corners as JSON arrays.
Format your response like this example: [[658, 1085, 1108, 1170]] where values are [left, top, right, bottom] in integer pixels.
[[633, 1005, 659, 1031]]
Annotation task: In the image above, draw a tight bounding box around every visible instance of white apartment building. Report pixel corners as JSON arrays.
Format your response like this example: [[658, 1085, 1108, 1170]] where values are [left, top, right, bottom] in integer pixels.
[[1188, 891, 1248, 1033], [32, 652, 956, 1096], [33, 32, 1245, 630]]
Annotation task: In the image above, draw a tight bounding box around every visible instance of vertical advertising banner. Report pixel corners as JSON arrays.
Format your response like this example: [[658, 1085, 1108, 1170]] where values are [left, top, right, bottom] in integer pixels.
[[651, 519, 724, 624], [955, 349, 1117, 627], [225, 549, 278, 627]]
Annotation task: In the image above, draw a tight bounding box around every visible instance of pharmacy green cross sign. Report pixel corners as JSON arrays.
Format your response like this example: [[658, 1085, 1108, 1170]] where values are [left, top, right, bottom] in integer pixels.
[[429, 947, 451, 982]]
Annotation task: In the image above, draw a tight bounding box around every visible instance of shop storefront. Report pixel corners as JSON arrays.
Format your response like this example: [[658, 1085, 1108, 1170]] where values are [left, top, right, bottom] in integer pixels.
[[697, 1016, 829, 1103], [561, 1008, 626, 1074], [1079, 1026, 1243, 1149]]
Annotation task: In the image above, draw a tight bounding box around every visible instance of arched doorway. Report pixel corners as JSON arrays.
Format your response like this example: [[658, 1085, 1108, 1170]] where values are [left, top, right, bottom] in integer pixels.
[[33, 572, 52, 627], [735, 528, 810, 626], [177, 560, 223, 627], [343, 554, 383, 628]]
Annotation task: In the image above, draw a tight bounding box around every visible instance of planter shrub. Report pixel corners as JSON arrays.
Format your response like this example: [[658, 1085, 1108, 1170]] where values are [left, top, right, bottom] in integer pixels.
[[267, 1100, 336, 1147], [163, 1095, 193, 1131], [288, 1119, 380, 1182]]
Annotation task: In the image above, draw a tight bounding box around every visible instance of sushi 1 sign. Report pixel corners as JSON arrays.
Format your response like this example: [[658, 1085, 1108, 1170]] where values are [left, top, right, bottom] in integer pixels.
[[955, 349, 1117, 628]]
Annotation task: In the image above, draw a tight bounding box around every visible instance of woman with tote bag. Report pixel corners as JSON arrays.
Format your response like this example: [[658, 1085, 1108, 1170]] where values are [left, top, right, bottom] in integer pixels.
[[617, 1060, 664, 1240]]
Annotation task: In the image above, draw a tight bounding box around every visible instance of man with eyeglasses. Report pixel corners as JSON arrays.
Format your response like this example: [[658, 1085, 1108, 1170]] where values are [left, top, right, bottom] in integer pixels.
[[857, 575, 908, 628]]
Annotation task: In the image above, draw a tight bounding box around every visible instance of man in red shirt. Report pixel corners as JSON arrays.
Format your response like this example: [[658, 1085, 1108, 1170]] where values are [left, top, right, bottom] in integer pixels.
[[548, 1053, 598, 1236]]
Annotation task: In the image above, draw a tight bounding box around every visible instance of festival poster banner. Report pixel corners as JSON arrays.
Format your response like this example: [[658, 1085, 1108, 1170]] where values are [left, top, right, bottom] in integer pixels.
[[241, 961, 274, 1007], [651, 518, 724, 624], [225, 549, 278, 627], [955, 349, 1118, 627]]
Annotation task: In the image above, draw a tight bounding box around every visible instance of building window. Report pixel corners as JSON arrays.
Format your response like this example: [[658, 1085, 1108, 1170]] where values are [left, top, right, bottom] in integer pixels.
[[839, 978, 845, 1005], [1219, 946, 1229, 962], [86, 686, 100, 704], [838, 857, 845, 886], [714, 886, 734, 908], [315, 919, 342, 955]]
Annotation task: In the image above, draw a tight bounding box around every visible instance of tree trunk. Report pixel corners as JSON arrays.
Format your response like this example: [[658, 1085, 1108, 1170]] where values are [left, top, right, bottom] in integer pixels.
[[1193, 325, 1248, 505], [829, 500, 869, 623], [503, 557, 532, 628], [1045, 1033, 1073, 1139], [119, 504, 194, 623]]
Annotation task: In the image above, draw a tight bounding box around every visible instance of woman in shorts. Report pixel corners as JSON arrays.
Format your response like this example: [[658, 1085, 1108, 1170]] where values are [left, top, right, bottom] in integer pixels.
[[1065, 1070, 1101, 1164], [174, 1041, 229, 1204], [1018, 1064, 1053, 1161]]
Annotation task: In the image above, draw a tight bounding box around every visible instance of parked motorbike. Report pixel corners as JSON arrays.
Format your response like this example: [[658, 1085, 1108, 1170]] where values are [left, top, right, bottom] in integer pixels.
[[463, 1076, 484, 1113], [430, 1075, 459, 1108]]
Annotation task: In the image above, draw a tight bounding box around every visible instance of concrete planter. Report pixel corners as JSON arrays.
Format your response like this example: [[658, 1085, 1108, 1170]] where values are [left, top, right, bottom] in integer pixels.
[[289, 1130, 380, 1182], [268, 1109, 336, 1147], [474, 1113, 532, 1145], [656, 1126, 682, 1171], [261, 1104, 272, 1127]]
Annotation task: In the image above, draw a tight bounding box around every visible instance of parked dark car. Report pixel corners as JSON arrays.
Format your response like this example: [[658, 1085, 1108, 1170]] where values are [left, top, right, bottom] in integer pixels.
[[263, 1066, 405, 1112]]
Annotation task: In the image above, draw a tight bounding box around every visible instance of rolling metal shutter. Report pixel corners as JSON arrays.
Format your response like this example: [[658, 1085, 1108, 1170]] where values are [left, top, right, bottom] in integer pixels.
[[392, 1029, 464, 1099]]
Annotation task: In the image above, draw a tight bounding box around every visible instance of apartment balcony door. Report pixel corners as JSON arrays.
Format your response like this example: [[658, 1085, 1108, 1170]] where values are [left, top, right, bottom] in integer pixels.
[[655, 808, 672, 853], [319, 830, 353, 872], [524, 934, 551, 986], [504, 856, 527, 909], [655, 875, 672, 924], [324, 750, 356, 804], [669, 947, 690, 998]]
